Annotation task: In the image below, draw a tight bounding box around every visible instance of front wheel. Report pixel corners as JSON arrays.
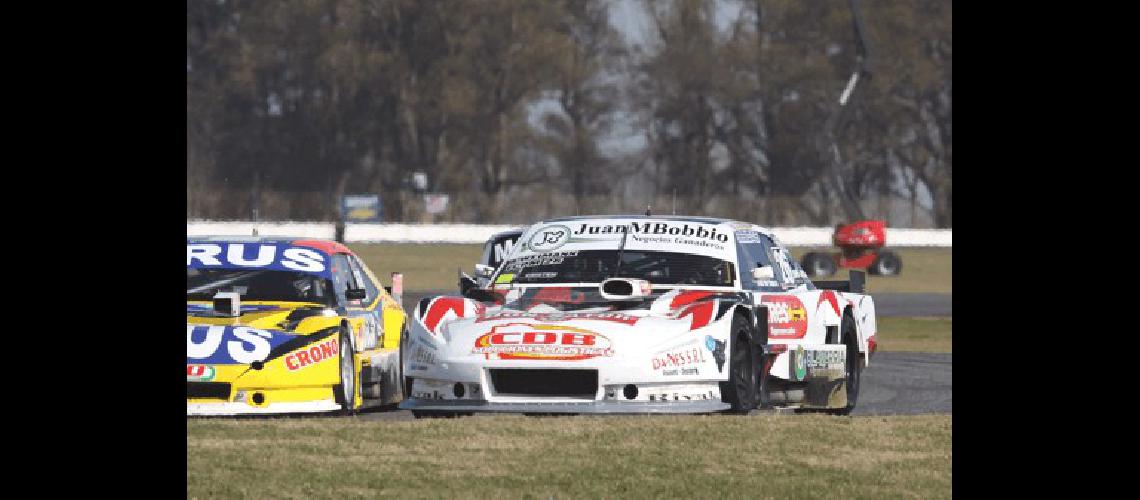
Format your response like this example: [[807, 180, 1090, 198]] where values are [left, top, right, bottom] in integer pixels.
[[719, 315, 757, 414], [869, 251, 901, 276], [335, 326, 358, 414], [398, 324, 409, 400]]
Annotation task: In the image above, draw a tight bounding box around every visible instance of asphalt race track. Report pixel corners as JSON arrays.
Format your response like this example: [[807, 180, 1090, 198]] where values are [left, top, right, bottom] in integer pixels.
[[850, 352, 951, 415], [400, 291, 951, 318], [873, 293, 952, 317], [354, 351, 950, 420]]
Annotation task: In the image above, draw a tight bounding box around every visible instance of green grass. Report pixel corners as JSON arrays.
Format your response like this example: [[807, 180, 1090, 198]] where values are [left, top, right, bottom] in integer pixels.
[[187, 414, 951, 499], [348, 243, 483, 293], [875, 317, 952, 353], [789, 248, 952, 294], [351, 244, 952, 294]]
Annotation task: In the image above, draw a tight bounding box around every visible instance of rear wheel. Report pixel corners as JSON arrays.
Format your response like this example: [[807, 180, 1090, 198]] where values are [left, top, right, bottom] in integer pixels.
[[830, 315, 862, 415], [720, 315, 757, 414], [398, 325, 410, 400], [868, 251, 901, 276], [801, 252, 837, 277], [756, 357, 772, 410]]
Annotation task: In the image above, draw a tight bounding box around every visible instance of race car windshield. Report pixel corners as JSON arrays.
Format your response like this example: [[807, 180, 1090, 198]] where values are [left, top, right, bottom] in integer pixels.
[[501, 250, 734, 287], [186, 268, 337, 305]]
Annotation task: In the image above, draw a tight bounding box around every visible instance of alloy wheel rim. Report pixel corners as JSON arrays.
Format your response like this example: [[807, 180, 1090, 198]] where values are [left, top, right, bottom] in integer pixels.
[[341, 336, 353, 404]]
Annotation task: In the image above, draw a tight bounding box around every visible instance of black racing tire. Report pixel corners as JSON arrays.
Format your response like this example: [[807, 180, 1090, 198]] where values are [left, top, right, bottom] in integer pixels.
[[801, 252, 837, 277], [719, 315, 758, 414], [399, 324, 410, 400], [830, 315, 862, 415], [335, 325, 357, 414], [868, 251, 902, 276]]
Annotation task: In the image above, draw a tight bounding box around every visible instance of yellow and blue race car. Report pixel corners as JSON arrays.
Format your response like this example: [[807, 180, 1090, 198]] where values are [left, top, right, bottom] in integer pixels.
[[187, 236, 406, 415]]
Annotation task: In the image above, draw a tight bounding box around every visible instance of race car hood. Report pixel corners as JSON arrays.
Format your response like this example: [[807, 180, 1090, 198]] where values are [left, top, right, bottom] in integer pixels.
[[418, 289, 739, 364], [187, 300, 344, 386]]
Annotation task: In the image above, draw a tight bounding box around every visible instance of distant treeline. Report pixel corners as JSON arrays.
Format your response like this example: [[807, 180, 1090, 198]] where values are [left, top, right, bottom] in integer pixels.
[[187, 0, 950, 227]]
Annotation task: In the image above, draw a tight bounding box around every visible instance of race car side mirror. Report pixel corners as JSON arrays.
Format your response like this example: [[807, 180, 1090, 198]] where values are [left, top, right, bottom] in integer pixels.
[[752, 266, 775, 281], [459, 273, 477, 296], [474, 264, 495, 279], [213, 291, 241, 317], [346, 288, 367, 301]]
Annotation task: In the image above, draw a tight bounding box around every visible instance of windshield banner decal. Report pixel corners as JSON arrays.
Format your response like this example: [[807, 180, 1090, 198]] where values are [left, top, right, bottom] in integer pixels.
[[517, 220, 733, 259], [187, 243, 331, 277]]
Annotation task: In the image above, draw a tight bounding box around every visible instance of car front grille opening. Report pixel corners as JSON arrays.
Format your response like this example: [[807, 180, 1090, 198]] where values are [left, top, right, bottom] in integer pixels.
[[489, 369, 598, 398], [187, 382, 231, 400]]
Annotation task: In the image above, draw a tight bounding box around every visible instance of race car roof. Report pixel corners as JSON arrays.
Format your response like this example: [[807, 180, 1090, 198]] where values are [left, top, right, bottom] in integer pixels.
[[186, 237, 350, 278], [186, 236, 351, 256]]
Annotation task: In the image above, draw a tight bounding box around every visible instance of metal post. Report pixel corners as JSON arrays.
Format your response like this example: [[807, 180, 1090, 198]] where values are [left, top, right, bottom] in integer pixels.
[[391, 272, 403, 307]]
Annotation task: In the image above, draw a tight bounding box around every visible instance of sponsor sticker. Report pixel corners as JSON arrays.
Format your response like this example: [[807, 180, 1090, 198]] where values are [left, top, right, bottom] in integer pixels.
[[793, 345, 807, 381], [512, 220, 733, 259], [495, 273, 515, 284], [186, 364, 216, 382], [570, 222, 729, 243], [805, 349, 845, 378], [472, 323, 614, 360], [284, 339, 340, 371], [491, 238, 517, 267], [528, 225, 572, 251], [734, 230, 764, 243], [762, 295, 809, 339], [186, 325, 295, 364], [502, 251, 579, 272], [186, 243, 329, 275], [789, 347, 844, 381], [706, 335, 727, 372], [475, 310, 640, 325], [652, 343, 707, 374], [412, 346, 437, 366]]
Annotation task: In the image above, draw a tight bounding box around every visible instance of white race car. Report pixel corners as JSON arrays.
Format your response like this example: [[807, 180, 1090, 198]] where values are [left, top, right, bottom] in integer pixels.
[[400, 216, 877, 416]]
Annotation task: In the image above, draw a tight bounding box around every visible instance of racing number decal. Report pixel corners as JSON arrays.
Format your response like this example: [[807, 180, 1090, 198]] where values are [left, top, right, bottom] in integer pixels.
[[351, 312, 382, 350], [769, 247, 796, 287], [363, 312, 382, 349]]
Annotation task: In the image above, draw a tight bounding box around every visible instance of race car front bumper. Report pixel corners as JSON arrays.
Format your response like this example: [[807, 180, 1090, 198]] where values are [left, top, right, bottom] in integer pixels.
[[186, 399, 340, 416], [399, 397, 730, 414], [399, 375, 731, 414]]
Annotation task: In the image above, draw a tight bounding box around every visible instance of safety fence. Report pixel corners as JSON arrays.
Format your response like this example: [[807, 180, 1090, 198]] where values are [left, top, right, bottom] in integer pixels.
[[187, 220, 951, 247]]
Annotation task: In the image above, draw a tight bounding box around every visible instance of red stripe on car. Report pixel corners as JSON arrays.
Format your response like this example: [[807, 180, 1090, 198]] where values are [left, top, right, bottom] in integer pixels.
[[670, 291, 714, 309], [680, 301, 715, 330], [423, 297, 466, 334]]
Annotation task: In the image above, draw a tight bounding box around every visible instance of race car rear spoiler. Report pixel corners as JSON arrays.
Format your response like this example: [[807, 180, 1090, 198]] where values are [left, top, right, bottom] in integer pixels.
[[814, 270, 866, 294]]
